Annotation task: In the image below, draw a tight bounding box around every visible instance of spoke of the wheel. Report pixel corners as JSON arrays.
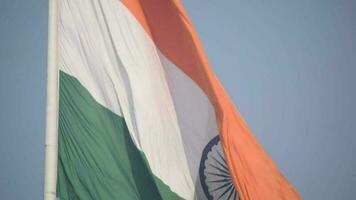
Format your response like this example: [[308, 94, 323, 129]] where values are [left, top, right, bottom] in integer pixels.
[[206, 178, 231, 183], [217, 183, 234, 200], [211, 182, 232, 192], [207, 162, 230, 175], [211, 154, 229, 172], [216, 148, 226, 163], [226, 185, 235, 200], [233, 189, 238, 200], [206, 171, 231, 179]]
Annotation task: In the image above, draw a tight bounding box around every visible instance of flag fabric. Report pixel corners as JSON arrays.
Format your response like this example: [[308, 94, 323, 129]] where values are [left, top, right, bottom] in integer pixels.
[[56, 0, 301, 199]]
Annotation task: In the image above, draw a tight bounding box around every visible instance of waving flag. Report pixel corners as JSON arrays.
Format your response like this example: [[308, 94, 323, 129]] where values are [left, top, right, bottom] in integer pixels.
[[50, 0, 301, 199]]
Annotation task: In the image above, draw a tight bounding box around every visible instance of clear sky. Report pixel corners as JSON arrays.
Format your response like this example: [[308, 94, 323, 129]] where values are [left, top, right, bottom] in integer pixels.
[[0, 0, 355, 199]]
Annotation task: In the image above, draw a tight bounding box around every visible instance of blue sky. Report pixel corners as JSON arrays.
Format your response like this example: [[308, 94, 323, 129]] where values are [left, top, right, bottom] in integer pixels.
[[0, 0, 355, 199]]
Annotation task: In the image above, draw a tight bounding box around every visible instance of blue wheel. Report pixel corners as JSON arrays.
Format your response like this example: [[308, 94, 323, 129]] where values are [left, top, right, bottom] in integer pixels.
[[199, 136, 239, 200]]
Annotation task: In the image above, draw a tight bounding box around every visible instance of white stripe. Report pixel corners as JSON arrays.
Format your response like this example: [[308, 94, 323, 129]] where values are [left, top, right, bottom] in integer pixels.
[[59, 0, 218, 199], [159, 53, 219, 198]]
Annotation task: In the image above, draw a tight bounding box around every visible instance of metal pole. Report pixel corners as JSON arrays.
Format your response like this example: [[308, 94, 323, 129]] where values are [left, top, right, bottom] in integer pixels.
[[44, 0, 58, 199]]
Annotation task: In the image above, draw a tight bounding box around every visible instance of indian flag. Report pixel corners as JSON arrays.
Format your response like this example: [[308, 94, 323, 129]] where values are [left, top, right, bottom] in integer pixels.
[[43, 0, 301, 200]]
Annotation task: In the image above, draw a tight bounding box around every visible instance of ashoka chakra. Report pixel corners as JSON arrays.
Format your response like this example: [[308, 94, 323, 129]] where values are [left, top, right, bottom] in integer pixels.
[[199, 136, 239, 200]]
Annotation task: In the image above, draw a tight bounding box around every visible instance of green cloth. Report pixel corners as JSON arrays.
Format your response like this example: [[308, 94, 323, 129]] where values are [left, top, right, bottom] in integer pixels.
[[57, 71, 183, 200]]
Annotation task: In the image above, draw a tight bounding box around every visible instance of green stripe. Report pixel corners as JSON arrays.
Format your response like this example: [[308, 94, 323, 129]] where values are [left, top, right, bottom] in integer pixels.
[[57, 71, 183, 200]]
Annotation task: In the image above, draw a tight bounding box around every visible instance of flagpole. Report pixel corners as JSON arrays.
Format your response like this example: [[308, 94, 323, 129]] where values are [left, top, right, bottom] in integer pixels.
[[44, 0, 59, 199]]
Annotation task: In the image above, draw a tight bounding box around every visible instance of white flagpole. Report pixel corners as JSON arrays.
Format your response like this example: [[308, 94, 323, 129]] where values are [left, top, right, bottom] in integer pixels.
[[44, 0, 59, 199]]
